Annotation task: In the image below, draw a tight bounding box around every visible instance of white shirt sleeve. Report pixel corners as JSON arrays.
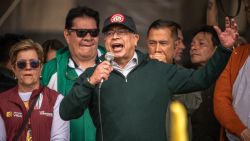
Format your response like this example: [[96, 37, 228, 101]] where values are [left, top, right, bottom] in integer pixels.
[[0, 115, 6, 141], [50, 94, 70, 141], [47, 73, 58, 91]]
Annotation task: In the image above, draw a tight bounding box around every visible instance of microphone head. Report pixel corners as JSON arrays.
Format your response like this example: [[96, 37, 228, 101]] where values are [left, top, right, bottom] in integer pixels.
[[105, 52, 114, 62]]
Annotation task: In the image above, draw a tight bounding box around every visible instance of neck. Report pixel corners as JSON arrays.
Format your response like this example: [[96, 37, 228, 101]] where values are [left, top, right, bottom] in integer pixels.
[[18, 83, 39, 92], [71, 56, 96, 69], [115, 53, 136, 69], [195, 63, 205, 69], [115, 58, 130, 69]]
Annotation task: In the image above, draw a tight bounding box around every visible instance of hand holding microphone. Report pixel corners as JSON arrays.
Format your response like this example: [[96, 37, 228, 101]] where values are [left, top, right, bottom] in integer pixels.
[[88, 52, 114, 86]]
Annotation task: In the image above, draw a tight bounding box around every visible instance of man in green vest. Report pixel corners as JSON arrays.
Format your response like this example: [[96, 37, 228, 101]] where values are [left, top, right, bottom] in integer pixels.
[[41, 6, 105, 141]]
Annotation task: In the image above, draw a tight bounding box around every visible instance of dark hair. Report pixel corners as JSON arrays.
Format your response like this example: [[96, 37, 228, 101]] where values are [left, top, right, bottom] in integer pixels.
[[42, 39, 64, 62], [65, 6, 100, 29], [0, 33, 27, 65], [147, 19, 181, 41], [193, 25, 220, 46]]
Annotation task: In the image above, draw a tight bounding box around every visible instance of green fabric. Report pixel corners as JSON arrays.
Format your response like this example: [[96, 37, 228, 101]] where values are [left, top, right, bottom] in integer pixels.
[[41, 46, 106, 141], [59, 46, 231, 141]]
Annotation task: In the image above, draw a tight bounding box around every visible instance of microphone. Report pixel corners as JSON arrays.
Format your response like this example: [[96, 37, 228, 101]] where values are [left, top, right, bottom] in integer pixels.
[[105, 52, 114, 63], [99, 52, 114, 88]]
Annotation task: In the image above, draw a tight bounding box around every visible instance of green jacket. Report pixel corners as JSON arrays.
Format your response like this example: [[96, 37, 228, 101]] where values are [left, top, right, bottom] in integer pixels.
[[59, 46, 231, 141], [41, 46, 106, 141]]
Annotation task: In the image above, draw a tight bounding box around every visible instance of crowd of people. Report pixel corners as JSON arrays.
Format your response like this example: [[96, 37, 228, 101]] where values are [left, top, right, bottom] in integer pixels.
[[0, 5, 249, 141]]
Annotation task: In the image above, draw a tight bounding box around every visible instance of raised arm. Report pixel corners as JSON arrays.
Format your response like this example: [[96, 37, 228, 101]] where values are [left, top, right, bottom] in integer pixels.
[[170, 17, 238, 94]]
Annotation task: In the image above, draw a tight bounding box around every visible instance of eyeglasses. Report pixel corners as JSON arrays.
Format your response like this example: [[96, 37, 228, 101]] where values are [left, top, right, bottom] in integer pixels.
[[104, 29, 132, 38], [68, 29, 99, 37], [16, 59, 40, 69]]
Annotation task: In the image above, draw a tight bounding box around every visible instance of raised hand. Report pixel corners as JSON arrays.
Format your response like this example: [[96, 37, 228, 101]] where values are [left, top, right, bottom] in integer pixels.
[[213, 17, 239, 49]]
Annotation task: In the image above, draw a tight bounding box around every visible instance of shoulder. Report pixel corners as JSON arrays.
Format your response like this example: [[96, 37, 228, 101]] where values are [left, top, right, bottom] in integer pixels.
[[43, 87, 59, 97], [233, 44, 250, 56], [43, 47, 70, 72], [41, 59, 58, 86], [0, 87, 17, 104], [42, 87, 60, 105], [0, 87, 16, 96], [42, 57, 58, 74], [230, 44, 250, 68], [43, 58, 57, 71], [41, 48, 70, 85]]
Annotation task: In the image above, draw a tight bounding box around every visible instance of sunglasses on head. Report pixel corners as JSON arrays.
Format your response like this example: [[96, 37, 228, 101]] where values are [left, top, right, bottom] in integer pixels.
[[16, 59, 40, 69], [69, 29, 99, 37]]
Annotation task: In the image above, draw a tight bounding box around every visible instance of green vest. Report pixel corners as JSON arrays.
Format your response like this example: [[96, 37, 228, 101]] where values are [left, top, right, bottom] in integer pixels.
[[41, 46, 106, 141]]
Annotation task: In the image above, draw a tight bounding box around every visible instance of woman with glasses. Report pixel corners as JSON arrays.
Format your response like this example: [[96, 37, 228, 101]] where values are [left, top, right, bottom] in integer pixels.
[[0, 39, 69, 141]]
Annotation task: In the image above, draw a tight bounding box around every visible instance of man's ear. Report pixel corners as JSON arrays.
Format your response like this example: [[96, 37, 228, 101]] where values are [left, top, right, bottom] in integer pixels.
[[64, 29, 70, 44], [134, 34, 139, 39], [134, 34, 140, 47], [64, 29, 69, 36]]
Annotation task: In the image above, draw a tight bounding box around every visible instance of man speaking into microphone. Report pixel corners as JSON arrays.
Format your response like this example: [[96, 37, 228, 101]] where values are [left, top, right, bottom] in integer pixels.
[[59, 13, 238, 141]]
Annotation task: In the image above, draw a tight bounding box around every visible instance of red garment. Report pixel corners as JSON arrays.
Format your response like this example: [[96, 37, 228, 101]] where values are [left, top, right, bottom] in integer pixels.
[[214, 44, 250, 141], [0, 86, 58, 141]]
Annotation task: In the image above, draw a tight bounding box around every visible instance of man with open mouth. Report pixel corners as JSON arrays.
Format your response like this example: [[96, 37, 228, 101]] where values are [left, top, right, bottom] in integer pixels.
[[60, 13, 238, 141]]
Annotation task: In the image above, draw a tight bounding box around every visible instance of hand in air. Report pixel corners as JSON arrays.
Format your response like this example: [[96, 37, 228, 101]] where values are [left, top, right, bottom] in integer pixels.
[[213, 17, 239, 49]]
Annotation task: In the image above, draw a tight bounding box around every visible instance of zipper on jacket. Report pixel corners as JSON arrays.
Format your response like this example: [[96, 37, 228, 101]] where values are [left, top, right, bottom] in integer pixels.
[[111, 52, 148, 83], [123, 58, 147, 83], [113, 70, 127, 83]]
